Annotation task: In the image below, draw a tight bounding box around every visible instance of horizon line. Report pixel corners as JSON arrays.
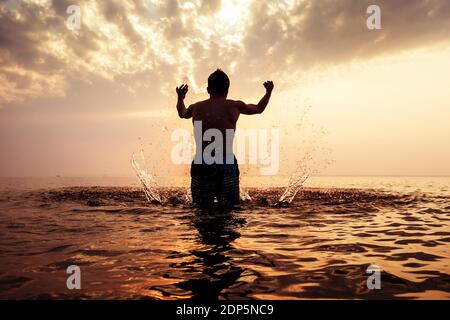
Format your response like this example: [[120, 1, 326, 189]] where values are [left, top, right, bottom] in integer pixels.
[[1, 175, 449, 179]]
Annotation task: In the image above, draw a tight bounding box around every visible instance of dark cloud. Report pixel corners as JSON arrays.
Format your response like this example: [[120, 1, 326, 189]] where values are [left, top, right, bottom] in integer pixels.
[[51, 0, 73, 15], [0, 2, 52, 69]]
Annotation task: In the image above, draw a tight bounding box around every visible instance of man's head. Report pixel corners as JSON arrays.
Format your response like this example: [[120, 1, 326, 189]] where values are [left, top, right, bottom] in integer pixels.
[[207, 69, 230, 96]]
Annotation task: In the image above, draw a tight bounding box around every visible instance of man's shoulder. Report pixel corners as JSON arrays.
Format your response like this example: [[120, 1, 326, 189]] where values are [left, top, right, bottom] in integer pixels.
[[189, 99, 209, 108], [226, 99, 245, 107]]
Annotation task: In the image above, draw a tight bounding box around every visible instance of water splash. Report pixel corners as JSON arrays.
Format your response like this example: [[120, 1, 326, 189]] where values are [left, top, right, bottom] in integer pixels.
[[240, 186, 252, 202], [131, 152, 162, 204], [277, 151, 332, 204], [184, 187, 193, 204], [132, 149, 307, 206], [132, 146, 253, 205], [276, 104, 333, 205], [277, 155, 311, 204], [278, 170, 309, 204]]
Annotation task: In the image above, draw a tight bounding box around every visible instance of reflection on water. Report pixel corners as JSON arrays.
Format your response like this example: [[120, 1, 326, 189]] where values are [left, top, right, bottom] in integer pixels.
[[152, 210, 246, 300], [0, 177, 449, 300]]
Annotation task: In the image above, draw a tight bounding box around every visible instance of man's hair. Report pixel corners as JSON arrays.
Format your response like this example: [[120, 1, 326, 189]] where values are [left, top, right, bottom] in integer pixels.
[[207, 69, 230, 94]]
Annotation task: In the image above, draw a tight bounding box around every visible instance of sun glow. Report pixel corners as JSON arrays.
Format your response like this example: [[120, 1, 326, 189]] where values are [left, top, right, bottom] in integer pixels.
[[194, 0, 252, 45]]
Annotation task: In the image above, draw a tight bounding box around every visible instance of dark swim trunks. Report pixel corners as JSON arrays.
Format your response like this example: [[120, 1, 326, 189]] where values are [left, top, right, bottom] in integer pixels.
[[191, 157, 240, 207]]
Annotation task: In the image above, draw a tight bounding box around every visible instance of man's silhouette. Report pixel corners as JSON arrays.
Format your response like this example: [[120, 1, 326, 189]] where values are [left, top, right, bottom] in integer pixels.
[[176, 69, 274, 207]]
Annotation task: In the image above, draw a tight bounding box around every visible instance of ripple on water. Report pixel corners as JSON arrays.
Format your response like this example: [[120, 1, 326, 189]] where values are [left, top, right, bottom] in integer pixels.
[[0, 185, 449, 299]]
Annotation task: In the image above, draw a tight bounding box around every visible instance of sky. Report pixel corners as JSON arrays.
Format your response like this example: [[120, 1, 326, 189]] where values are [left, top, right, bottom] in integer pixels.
[[0, 0, 450, 178]]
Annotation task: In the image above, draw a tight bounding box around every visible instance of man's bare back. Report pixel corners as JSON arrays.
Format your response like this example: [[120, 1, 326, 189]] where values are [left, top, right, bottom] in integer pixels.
[[190, 98, 241, 134]]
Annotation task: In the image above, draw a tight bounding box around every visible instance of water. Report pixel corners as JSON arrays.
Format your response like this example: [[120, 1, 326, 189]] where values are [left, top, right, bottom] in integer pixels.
[[131, 152, 162, 204], [0, 176, 449, 299]]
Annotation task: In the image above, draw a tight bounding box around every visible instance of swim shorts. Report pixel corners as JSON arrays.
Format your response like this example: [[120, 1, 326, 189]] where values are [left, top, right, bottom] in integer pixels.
[[190, 157, 240, 207]]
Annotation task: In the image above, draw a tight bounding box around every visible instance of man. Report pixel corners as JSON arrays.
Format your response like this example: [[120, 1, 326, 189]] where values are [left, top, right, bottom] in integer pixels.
[[176, 69, 274, 207]]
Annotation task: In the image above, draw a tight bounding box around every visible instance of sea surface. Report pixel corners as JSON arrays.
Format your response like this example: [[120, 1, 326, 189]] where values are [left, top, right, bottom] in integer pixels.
[[0, 176, 449, 299]]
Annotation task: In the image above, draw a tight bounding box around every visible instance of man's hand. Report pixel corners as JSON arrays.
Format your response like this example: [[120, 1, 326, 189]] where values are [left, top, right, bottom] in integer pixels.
[[263, 81, 274, 94], [239, 81, 274, 115], [176, 84, 189, 100], [176, 84, 193, 119]]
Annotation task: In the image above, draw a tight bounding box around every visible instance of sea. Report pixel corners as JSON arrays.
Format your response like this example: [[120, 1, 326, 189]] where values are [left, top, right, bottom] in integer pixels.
[[0, 176, 449, 299]]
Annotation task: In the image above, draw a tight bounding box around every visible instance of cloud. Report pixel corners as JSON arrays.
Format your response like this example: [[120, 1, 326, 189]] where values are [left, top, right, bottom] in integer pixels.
[[199, 0, 222, 15], [0, 0, 449, 106], [235, 0, 450, 82]]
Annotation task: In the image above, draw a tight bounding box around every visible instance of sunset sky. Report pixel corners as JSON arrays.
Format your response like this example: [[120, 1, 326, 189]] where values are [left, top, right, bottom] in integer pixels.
[[1, 0, 450, 178]]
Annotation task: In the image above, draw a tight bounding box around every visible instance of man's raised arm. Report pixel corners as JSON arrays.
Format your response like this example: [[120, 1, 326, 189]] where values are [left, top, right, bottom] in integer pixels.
[[176, 84, 193, 119], [238, 81, 274, 115]]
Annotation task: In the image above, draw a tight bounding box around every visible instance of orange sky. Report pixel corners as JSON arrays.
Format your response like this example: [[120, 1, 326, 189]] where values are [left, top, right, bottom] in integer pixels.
[[1, 0, 450, 177]]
